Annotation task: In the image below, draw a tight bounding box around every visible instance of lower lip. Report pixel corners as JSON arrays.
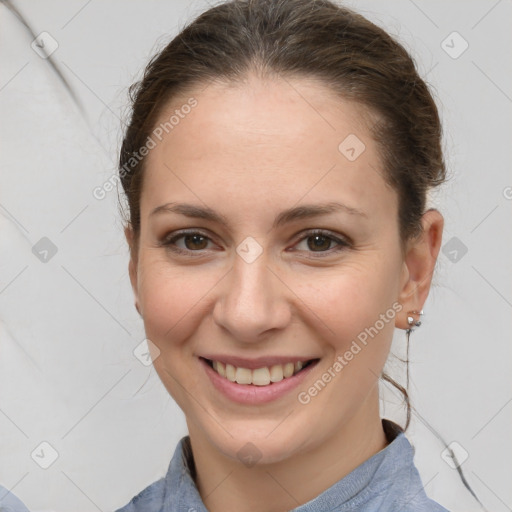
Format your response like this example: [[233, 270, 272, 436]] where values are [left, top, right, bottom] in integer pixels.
[[199, 357, 319, 405]]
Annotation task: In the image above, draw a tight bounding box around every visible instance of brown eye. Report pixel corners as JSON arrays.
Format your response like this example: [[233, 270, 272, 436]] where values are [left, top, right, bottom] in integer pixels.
[[161, 230, 215, 255], [182, 234, 208, 250], [293, 229, 350, 257], [307, 234, 333, 251]]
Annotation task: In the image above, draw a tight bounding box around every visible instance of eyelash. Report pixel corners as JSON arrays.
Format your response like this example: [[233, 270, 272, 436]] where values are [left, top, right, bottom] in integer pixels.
[[159, 229, 351, 258]]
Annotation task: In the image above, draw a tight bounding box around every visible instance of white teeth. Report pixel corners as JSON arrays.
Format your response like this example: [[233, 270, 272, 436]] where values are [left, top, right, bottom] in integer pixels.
[[252, 367, 271, 386], [235, 367, 252, 385], [269, 364, 284, 382], [283, 362, 294, 378], [225, 364, 236, 382], [216, 361, 226, 378], [210, 359, 309, 385]]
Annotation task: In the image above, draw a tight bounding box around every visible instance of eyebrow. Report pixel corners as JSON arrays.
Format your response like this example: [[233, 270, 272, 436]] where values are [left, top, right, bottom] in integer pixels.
[[150, 201, 367, 229]]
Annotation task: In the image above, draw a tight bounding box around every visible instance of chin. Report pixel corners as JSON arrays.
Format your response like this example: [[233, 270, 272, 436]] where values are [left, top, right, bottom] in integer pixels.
[[201, 418, 311, 466]]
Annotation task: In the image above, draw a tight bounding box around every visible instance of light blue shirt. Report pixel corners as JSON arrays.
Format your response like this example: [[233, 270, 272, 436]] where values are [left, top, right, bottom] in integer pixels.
[[0, 485, 30, 512], [116, 419, 450, 511]]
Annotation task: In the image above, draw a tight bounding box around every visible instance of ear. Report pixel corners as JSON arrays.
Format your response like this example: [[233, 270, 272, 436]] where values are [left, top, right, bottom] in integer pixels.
[[124, 225, 141, 316], [395, 209, 444, 330]]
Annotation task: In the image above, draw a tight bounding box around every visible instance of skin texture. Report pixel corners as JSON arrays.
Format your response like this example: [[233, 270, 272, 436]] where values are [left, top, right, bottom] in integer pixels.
[[125, 75, 444, 512]]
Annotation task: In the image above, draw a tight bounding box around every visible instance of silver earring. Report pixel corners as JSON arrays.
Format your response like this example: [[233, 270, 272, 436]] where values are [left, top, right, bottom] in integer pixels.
[[407, 309, 423, 329]]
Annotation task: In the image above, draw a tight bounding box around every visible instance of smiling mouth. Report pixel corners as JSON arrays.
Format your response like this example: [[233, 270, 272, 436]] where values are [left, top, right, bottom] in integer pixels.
[[200, 357, 319, 386]]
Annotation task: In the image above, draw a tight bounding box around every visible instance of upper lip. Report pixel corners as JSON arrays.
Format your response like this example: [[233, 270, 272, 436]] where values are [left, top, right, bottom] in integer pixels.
[[199, 354, 319, 370]]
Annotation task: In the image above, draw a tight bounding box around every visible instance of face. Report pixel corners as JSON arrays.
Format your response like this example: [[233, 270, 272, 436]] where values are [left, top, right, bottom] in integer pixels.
[[127, 75, 411, 464]]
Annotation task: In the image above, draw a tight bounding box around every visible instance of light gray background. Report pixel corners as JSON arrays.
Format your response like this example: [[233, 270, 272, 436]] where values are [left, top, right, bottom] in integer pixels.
[[1, 1, 511, 511]]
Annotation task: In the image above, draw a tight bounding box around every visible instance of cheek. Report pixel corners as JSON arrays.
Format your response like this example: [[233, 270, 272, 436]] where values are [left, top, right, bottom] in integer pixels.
[[294, 258, 399, 340], [136, 256, 220, 350], [136, 258, 215, 407], [299, 261, 401, 395], [305, 272, 398, 401]]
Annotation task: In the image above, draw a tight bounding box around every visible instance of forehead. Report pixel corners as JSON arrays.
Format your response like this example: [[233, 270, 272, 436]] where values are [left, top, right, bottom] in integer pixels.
[[141, 75, 396, 228]]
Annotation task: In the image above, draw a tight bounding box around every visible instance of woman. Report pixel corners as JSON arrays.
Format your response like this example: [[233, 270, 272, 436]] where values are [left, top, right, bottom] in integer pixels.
[[116, 0, 449, 510]]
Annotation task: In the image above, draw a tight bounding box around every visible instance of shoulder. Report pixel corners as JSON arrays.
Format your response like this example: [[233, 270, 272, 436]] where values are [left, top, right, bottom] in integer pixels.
[[0, 484, 30, 512], [114, 435, 195, 512], [404, 459, 452, 511], [114, 476, 166, 512], [375, 421, 451, 512], [391, 462, 450, 512]]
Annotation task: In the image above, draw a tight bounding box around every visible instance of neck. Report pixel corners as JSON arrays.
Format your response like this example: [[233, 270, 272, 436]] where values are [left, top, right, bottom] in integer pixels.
[[188, 388, 389, 512]]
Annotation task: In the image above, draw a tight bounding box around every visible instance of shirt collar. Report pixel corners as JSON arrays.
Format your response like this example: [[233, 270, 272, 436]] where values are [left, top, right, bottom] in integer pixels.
[[162, 419, 411, 512]]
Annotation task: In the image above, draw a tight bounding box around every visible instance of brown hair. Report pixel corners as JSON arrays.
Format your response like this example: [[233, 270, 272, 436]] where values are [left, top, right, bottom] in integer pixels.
[[119, 0, 446, 430]]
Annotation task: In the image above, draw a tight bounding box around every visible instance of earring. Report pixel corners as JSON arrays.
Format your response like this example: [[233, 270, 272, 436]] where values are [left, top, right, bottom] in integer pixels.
[[407, 309, 423, 329]]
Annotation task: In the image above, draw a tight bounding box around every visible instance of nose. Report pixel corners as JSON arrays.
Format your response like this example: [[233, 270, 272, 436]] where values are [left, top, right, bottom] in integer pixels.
[[212, 249, 291, 344]]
